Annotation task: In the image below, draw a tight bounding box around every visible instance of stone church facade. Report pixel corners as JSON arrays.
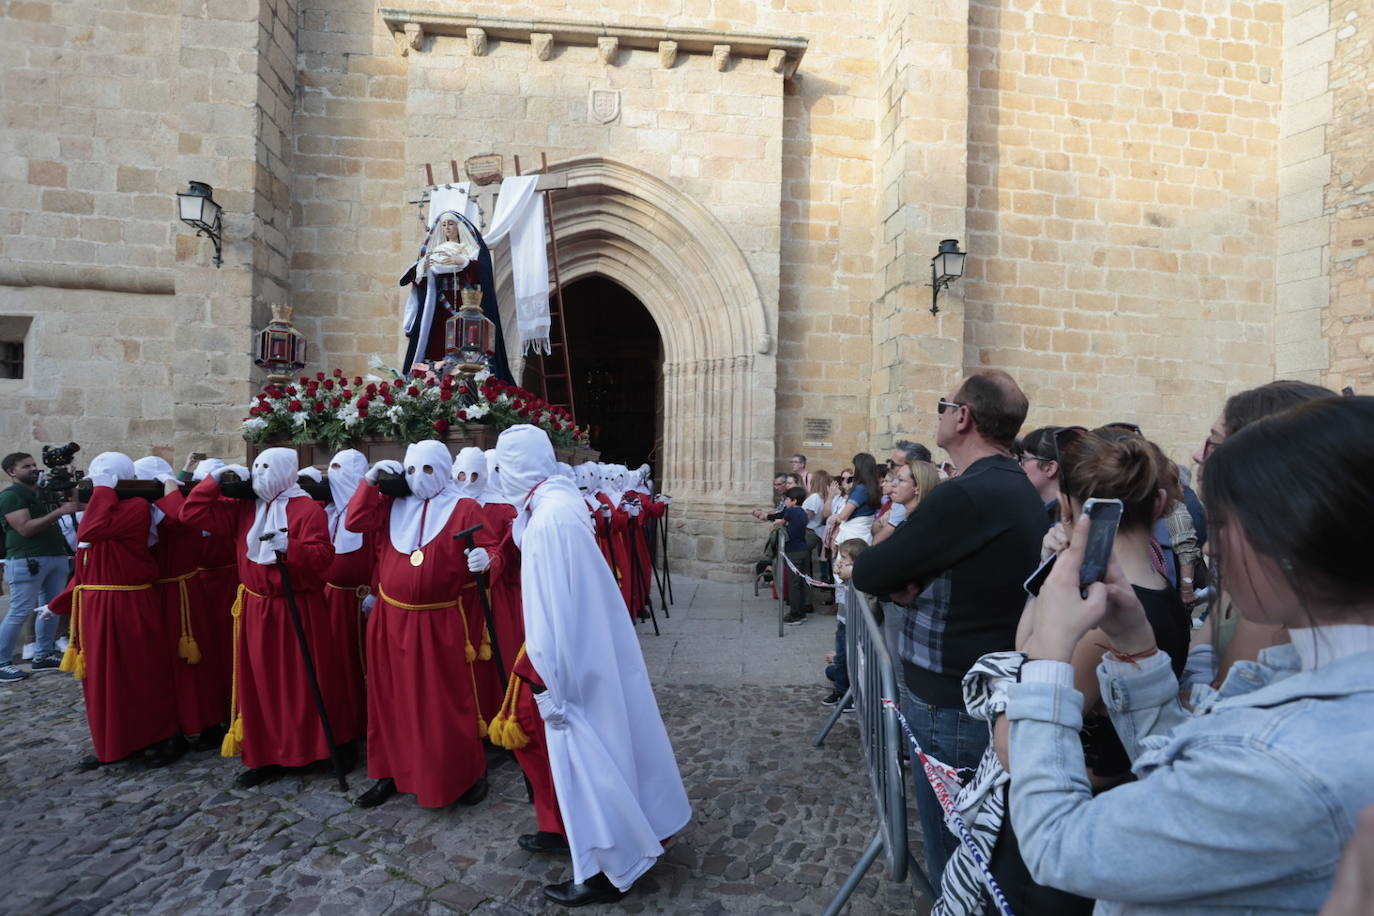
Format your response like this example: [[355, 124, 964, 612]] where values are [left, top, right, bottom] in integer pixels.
[[1, 0, 1369, 577]]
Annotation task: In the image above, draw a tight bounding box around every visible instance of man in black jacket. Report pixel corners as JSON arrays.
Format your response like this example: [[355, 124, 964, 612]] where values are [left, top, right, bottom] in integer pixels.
[[852, 370, 1047, 889]]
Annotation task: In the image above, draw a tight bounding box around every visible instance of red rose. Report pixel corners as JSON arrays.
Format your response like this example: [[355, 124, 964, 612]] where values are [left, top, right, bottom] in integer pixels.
[[439, 390, 452, 402], [457, 410, 468, 421], [393, 379, 404, 388], [315, 371, 326, 381], [518, 407, 531, 419], [341, 388, 352, 399], [353, 376, 363, 387], [330, 397, 341, 408], [288, 399, 303, 411], [248, 406, 260, 417], [441, 375, 454, 388], [332, 368, 343, 377], [425, 376, 437, 388], [286, 386, 297, 396], [412, 367, 425, 378], [433, 419, 450, 433], [299, 376, 310, 385], [382, 395, 395, 406], [366, 383, 378, 396], [459, 384, 470, 395], [356, 396, 370, 408], [357, 407, 369, 418], [407, 385, 420, 397], [323, 379, 334, 390], [313, 402, 325, 414]]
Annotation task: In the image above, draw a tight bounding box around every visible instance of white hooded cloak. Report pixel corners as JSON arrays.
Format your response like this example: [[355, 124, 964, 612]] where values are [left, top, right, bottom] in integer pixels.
[[495, 425, 691, 890], [451, 446, 486, 502], [388, 439, 461, 555]]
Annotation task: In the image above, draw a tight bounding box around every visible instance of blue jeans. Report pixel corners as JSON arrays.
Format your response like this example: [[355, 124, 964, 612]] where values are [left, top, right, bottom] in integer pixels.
[[1, 555, 68, 663], [825, 620, 848, 691], [900, 683, 990, 892]]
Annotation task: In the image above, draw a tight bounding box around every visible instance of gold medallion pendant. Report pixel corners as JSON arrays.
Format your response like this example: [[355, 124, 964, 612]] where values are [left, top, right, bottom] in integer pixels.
[[410, 548, 425, 567]]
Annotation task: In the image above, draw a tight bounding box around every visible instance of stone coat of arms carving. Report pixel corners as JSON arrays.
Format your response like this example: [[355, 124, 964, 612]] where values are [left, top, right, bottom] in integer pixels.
[[589, 89, 621, 124]]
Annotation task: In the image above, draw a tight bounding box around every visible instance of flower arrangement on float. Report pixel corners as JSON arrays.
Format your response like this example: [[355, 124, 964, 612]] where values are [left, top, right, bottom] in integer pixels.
[[241, 358, 588, 452]]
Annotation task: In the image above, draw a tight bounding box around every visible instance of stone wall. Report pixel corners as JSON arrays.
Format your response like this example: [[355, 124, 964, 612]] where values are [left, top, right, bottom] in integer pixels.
[[1325, 0, 1374, 390], [962, 0, 1283, 462]]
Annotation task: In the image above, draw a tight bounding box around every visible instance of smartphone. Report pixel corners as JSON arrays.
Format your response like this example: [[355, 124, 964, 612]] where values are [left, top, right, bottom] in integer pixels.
[[1078, 498, 1124, 598], [1024, 552, 1056, 598]]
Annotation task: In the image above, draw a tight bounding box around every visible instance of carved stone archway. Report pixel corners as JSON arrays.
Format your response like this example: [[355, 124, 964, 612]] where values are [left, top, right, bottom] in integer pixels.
[[490, 156, 777, 576]]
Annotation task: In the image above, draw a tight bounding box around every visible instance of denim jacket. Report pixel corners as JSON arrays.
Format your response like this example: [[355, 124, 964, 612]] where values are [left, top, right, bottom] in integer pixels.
[[1003, 645, 1374, 914]]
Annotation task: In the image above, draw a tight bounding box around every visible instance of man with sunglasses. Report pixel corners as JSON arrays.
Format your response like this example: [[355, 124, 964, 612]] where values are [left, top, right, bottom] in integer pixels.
[[852, 370, 1048, 889]]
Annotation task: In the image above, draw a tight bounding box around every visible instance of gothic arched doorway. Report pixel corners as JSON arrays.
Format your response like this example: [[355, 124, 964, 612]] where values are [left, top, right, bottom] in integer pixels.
[[556, 276, 663, 468]]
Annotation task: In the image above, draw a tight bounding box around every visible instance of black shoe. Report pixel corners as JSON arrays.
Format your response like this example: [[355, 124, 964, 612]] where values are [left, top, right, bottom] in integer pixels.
[[148, 735, 189, 768], [0, 664, 29, 683], [543, 873, 625, 908], [518, 831, 570, 855], [77, 754, 102, 772], [784, 613, 805, 625], [30, 654, 61, 672], [235, 765, 286, 788], [193, 723, 226, 752], [458, 775, 489, 806], [821, 690, 842, 707], [354, 777, 397, 809], [841, 700, 855, 714]]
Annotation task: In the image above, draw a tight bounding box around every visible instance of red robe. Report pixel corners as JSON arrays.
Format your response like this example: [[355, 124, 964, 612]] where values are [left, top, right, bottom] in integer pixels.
[[194, 522, 240, 703], [319, 516, 376, 740], [626, 491, 666, 614], [152, 489, 230, 736], [595, 494, 638, 620], [345, 484, 504, 807], [50, 488, 178, 762], [181, 478, 356, 768]]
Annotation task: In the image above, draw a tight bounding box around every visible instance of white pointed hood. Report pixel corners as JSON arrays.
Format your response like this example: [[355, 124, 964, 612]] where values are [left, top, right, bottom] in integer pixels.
[[246, 447, 307, 564], [388, 439, 461, 554], [325, 449, 367, 554]]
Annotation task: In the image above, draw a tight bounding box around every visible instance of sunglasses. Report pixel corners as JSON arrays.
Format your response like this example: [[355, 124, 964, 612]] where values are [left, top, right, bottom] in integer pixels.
[[937, 399, 964, 415], [1048, 425, 1089, 491]]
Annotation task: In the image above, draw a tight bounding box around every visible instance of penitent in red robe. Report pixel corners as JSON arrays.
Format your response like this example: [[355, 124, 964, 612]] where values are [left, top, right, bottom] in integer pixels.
[[50, 488, 178, 762], [153, 489, 231, 736], [625, 492, 665, 614], [345, 484, 503, 807], [181, 478, 358, 769], [595, 493, 639, 620], [318, 516, 376, 741]]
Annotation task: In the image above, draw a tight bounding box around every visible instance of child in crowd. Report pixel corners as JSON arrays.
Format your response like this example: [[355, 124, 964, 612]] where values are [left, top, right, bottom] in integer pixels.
[[823, 538, 868, 706], [769, 487, 813, 625]]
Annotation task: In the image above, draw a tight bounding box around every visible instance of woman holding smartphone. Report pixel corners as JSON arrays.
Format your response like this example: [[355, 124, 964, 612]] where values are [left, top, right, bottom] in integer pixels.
[[986, 428, 1193, 913], [1004, 397, 1374, 913]]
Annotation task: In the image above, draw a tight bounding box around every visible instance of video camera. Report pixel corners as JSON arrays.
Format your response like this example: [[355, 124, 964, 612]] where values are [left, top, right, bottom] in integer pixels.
[[36, 442, 83, 513]]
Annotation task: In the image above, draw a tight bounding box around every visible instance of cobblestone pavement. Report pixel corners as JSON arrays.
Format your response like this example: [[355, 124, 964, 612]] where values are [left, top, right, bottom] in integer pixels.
[[0, 578, 926, 915]]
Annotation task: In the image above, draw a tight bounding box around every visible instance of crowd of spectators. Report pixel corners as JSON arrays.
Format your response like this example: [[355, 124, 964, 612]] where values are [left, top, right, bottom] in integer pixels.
[[763, 369, 1374, 915]]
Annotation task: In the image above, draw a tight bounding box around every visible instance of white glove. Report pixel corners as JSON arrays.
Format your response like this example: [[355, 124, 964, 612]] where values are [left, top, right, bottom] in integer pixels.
[[155, 473, 178, 485], [361, 594, 376, 618], [36, 605, 54, 621], [262, 530, 287, 554], [655, 495, 671, 504], [365, 459, 404, 483], [533, 690, 567, 730], [298, 467, 322, 483], [217, 464, 249, 482], [89, 473, 117, 489], [465, 547, 491, 573], [626, 504, 641, 517]]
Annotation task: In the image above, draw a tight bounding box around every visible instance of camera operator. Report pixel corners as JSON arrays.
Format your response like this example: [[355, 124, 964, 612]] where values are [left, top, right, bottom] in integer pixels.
[[0, 452, 78, 681]]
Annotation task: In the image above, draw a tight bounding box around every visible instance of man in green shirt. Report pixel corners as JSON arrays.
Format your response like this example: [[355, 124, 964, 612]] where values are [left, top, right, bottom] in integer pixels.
[[1, 452, 78, 682]]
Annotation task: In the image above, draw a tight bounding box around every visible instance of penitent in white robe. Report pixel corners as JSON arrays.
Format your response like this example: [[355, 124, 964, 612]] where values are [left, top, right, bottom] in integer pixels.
[[502, 425, 692, 891]]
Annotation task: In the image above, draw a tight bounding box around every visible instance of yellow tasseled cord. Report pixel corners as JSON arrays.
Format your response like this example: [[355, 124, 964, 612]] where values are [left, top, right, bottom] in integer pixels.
[[61, 584, 153, 680], [488, 645, 531, 750], [220, 584, 262, 757], [157, 571, 201, 665]]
